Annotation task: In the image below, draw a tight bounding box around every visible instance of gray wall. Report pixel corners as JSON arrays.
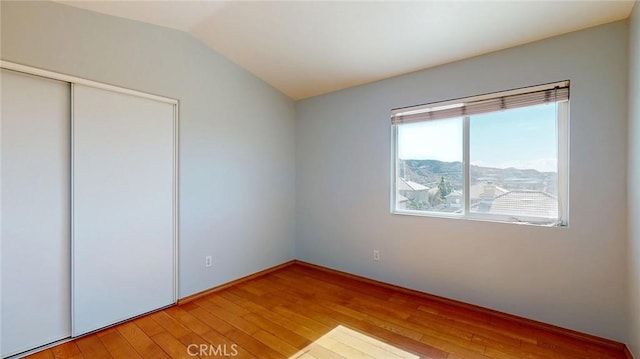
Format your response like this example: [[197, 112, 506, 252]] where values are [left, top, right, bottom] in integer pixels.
[[296, 21, 629, 341], [0, 1, 296, 298], [628, 1, 640, 356]]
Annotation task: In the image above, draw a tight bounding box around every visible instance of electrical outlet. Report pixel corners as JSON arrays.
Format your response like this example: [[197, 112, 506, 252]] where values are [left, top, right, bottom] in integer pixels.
[[373, 250, 380, 261], [205, 255, 212, 267]]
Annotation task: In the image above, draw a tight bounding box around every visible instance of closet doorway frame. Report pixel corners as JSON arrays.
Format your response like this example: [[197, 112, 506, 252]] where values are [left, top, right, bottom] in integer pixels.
[[0, 60, 179, 352]]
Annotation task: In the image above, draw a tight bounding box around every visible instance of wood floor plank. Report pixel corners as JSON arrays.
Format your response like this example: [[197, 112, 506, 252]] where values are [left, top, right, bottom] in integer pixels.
[[252, 329, 300, 357], [519, 341, 583, 359], [484, 345, 553, 359], [244, 312, 310, 348], [259, 275, 319, 303], [291, 342, 348, 359], [75, 334, 112, 359], [471, 333, 522, 353], [149, 331, 197, 359], [50, 341, 83, 359], [185, 306, 237, 335], [34, 262, 627, 359], [288, 265, 396, 300], [97, 329, 142, 359], [274, 270, 347, 295], [416, 334, 489, 359], [116, 321, 170, 358], [149, 311, 192, 339], [342, 296, 488, 353], [236, 281, 266, 296], [223, 328, 284, 359], [532, 329, 621, 358], [25, 348, 56, 359], [216, 288, 271, 312], [312, 334, 380, 359], [204, 293, 252, 317], [175, 332, 208, 351], [198, 329, 258, 359], [228, 284, 298, 309], [223, 289, 326, 342], [164, 306, 211, 336], [283, 301, 448, 358], [396, 293, 493, 324], [328, 325, 418, 359], [193, 298, 260, 335], [361, 314, 424, 341], [271, 305, 335, 334], [416, 304, 536, 344], [351, 293, 483, 343], [322, 301, 370, 321], [133, 315, 166, 338], [176, 301, 199, 312]]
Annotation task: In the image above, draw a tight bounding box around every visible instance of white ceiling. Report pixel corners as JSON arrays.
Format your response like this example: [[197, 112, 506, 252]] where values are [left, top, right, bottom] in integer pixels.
[[55, 1, 635, 100]]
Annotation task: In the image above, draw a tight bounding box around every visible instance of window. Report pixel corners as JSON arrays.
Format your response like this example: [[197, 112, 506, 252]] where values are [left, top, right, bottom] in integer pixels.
[[391, 81, 569, 226]]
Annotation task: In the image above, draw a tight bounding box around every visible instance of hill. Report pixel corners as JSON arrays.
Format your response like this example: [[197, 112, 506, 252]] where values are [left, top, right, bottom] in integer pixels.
[[399, 159, 557, 194]]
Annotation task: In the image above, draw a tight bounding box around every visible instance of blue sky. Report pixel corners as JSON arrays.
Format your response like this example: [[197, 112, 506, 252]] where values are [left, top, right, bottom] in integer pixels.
[[397, 103, 558, 172]]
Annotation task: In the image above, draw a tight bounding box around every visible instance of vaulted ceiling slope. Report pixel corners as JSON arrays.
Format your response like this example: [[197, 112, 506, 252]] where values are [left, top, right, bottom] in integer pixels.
[[55, 1, 634, 100]]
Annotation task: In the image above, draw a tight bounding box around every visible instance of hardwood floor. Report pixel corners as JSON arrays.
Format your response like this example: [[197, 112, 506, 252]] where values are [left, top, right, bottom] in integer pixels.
[[26, 262, 629, 359]]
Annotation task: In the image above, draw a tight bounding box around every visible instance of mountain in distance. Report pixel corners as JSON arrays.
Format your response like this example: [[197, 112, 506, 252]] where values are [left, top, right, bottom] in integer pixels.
[[399, 159, 557, 195]]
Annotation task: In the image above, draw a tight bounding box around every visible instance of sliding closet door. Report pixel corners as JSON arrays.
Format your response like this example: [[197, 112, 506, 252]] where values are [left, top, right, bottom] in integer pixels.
[[72, 84, 176, 336], [1, 69, 71, 356]]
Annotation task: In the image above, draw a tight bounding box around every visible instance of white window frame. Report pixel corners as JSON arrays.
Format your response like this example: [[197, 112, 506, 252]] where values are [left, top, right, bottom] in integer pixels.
[[390, 81, 570, 227]]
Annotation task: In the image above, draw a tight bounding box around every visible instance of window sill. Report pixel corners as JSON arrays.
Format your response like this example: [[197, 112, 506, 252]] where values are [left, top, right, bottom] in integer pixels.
[[391, 209, 568, 228]]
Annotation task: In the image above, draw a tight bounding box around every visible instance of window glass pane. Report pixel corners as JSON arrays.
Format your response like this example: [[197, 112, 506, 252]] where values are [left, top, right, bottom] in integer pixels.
[[469, 104, 558, 220], [396, 118, 463, 213]]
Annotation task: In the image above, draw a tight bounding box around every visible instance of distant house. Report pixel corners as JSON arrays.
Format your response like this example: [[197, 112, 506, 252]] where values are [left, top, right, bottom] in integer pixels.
[[397, 178, 429, 203], [503, 177, 545, 191], [470, 182, 508, 204], [445, 190, 462, 209], [470, 182, 508, 212], [472, 190, 558, 219]]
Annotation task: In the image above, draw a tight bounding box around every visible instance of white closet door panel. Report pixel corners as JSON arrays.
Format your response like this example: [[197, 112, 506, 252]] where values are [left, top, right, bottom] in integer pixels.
[[1, 69, 71, 356], [72, 85, 175, 336]]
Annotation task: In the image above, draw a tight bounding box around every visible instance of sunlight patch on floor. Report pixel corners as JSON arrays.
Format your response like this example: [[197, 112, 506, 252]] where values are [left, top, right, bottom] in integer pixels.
[[290, 325, 420, 359]]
